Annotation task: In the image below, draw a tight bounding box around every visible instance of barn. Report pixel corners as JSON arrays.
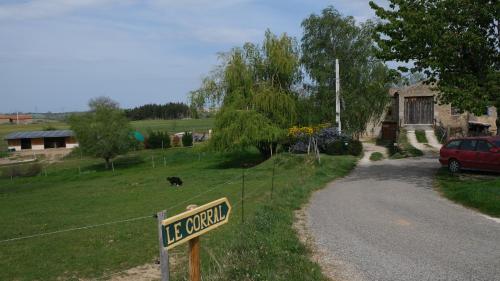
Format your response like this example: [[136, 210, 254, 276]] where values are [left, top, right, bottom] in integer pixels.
[[4, 130, 78, 151]]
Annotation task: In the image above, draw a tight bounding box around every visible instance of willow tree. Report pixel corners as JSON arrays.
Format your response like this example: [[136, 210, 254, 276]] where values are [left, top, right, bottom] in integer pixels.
[[190, 30, 301, 157]]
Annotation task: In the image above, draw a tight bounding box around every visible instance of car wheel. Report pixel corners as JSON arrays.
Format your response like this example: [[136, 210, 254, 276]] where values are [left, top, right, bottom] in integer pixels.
[[448, 159, 461, 173]]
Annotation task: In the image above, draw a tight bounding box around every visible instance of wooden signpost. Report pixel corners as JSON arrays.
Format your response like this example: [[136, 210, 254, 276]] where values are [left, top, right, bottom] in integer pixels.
[[157, 197, 232, 281]]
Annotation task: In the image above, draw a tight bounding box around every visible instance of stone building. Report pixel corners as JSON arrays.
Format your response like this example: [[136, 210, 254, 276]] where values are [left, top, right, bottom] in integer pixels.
[[365, 83, 497, 139]]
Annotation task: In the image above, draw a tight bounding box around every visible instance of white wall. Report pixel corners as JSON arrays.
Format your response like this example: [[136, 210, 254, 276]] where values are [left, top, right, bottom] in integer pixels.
[[32, 144, 44, 150], [66, 143, 79, 149], [8, 145, 21, 151]]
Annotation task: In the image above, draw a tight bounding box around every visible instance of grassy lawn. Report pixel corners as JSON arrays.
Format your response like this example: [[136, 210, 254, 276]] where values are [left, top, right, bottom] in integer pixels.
[[0, 146, 356, 280], [415, 130, 428, 143], [390, 129, 423, 159], [435, 169, 500, 218], [377, 129, 424, 159], [369, 152, 384, 161]]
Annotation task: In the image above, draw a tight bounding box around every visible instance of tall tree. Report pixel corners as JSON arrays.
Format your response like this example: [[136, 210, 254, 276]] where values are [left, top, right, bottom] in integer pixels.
[[369, 0, 500, 117], [70, 97, 134, 168], [190, 30, 301, 156], [301, 7, 395, 137]]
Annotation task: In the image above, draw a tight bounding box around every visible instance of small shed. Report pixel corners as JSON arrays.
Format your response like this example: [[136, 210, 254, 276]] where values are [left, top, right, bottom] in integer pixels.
[[4, 130, 78, 151]]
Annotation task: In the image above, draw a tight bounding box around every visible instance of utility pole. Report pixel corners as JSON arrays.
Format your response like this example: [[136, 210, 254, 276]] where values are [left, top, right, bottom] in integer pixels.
[[16, 111, 19, 125], [335, 59, 341, 134]]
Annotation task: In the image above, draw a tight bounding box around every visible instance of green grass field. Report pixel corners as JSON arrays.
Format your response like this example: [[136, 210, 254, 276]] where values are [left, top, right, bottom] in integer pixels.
[[132, 118, 214, 134], [436, 169, 500, 218], [0, 145, 356, 280]]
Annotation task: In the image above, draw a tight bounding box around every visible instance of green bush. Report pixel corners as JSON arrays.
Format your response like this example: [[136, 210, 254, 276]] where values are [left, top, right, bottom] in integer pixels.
[[182, 132, 193, 147], [146, 131, 170, 149], [370, 152, 384, 161], [0, 163, 42, 178], [324, 140, 362, 156], [324, 140, 347, 155], [348, 140, 363, 156]]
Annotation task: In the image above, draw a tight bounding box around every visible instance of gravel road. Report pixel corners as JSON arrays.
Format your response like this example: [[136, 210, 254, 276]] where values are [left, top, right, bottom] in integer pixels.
[[307, 156, 500, 281]]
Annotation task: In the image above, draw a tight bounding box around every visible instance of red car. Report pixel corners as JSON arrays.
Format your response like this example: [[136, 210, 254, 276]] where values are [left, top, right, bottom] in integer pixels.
[[439, 136, 500, 173]]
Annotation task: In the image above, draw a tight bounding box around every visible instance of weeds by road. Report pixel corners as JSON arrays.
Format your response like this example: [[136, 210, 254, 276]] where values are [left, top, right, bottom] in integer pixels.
[[435, 169, 500, 218]]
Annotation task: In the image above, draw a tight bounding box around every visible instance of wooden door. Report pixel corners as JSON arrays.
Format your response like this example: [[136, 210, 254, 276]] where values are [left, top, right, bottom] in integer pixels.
[[404, 97, 434, 124]]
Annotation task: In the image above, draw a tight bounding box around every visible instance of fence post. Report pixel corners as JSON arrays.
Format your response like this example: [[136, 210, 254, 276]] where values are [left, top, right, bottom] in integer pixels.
[[111, 161, 115, 173], [152, 156, 155, 169], [156, 210, 170, 281], [241, 168, 245, 223]]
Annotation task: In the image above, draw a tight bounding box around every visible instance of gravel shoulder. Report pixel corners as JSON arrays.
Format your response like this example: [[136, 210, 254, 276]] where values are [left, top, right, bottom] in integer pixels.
[[305, 156, 500, 281]]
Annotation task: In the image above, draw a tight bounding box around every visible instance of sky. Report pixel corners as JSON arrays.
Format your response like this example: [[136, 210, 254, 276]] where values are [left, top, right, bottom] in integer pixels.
[[0, 0, 388, 113]]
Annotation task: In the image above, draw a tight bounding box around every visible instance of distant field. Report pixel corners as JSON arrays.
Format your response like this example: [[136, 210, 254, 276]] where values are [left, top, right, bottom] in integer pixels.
[[0, 118, 214, 151], [132, 118, 214, 134], [0, 146, 356, 280]]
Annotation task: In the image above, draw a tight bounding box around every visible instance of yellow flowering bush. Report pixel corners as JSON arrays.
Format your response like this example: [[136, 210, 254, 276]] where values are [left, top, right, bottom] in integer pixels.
[[288, 123, 331, 138]]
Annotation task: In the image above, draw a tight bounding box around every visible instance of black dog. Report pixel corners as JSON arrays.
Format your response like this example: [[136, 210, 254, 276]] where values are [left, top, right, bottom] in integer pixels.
[[167, 177, 183, 187]]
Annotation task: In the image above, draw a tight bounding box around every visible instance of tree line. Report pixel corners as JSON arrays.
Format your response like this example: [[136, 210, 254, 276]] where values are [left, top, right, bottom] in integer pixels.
[[124, 102, 190, 120]]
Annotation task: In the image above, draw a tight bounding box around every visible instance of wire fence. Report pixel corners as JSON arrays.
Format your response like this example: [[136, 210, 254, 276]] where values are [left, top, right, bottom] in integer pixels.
[[0, 154, 294, 245], [0, 153, 300, 280]]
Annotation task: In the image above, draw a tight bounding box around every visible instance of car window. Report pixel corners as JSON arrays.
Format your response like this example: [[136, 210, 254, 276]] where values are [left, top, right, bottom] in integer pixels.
[[495, 141, 500, 147], [459, 139, 477, 151], [476, 141, 493, 152], [445, 140, 461, 149]]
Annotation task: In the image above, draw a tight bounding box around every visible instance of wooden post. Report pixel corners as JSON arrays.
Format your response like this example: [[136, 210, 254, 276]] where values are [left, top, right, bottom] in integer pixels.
[[187, 205, 200, 281], [152, 156, 155, 168], [157, 210, 170, 281], [111, 161, 115, 173]]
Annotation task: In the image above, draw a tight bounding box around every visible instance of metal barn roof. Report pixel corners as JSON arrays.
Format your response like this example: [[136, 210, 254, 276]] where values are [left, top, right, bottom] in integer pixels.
[[4, 130, 74, 140]]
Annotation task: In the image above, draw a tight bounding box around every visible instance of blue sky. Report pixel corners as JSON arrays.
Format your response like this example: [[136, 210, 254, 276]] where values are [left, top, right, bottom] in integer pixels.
[[0, 0, 387, 113]]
